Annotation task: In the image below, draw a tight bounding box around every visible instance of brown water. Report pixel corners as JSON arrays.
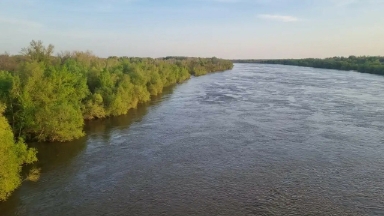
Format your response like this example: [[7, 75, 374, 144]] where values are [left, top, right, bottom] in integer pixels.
[[1, 64, 384, 215]]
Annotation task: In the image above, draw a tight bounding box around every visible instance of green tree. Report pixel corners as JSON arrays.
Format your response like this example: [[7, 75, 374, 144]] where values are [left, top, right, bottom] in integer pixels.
[[21, 40, 54, 64], [0, 103, 37, 201]]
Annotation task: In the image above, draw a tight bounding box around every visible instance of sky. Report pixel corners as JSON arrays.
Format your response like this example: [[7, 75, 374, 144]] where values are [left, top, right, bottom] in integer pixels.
[[0, 0, 383, 59]]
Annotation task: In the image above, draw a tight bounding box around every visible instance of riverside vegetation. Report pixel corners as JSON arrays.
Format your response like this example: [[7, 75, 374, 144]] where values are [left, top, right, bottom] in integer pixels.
[[234, 56, 384, 76], [0, 40, 233, 201]]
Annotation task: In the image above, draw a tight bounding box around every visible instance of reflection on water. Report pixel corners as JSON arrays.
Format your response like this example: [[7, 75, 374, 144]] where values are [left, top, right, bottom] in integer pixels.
[[85, 86, 174, 137], [2, 64, 384, 215]]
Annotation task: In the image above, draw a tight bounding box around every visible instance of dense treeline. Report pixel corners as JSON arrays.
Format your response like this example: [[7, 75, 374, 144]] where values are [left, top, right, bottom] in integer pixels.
[[233, 56, 384, 76], [164, 56, 234, 76], [0, 40, 232, 201], [0, 40, 233, 143]]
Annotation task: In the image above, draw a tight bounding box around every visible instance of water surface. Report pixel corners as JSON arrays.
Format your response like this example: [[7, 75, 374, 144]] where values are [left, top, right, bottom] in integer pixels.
[[1, 64, 384, 215]]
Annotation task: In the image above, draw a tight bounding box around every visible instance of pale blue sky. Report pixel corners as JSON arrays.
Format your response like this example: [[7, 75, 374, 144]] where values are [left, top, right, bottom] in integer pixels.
[[0, 0, 383, 58]]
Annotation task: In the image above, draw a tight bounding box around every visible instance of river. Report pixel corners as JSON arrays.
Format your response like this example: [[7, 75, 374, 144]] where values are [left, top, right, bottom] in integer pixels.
[[1, 63, 384, 215]]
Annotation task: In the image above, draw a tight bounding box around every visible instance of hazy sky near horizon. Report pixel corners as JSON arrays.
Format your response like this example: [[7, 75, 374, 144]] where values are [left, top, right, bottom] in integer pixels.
[[0, 0, 383, 59]]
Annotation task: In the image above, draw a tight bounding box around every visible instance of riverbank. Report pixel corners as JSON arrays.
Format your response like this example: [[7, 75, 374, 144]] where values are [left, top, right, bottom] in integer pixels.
[[0, 40, 233, 143], [0, 40, 233, 202], [233, 56, 384, 76]]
